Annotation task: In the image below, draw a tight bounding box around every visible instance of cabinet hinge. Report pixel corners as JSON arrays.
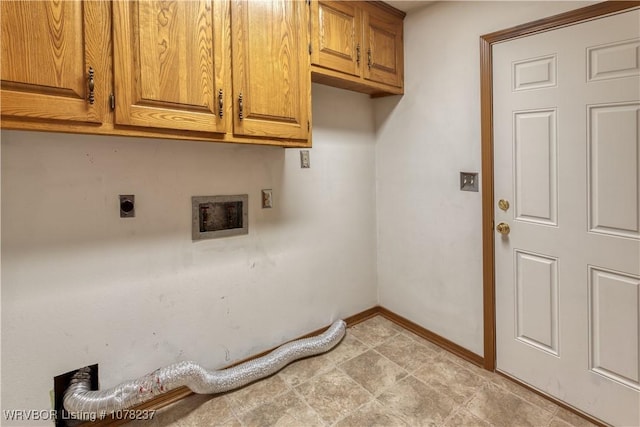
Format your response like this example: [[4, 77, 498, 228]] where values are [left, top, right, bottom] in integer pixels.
[[307, 121, 310, 131], [306, 0, 310, 5], [308, 43, 312, 55], [109, 93, 115, 111]]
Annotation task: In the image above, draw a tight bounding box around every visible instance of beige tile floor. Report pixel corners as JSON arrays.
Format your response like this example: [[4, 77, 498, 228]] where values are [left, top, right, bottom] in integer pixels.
[[126, 316, 597, 427]]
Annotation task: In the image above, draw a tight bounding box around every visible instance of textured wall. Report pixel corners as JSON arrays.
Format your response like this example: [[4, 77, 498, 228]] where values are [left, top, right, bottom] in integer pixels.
[[375, 1, 594, 356], [1, 84, 377, 424]]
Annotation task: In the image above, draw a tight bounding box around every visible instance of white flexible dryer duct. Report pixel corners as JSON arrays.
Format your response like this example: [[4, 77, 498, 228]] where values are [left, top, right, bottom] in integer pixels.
[[64, 320, 346, 419]]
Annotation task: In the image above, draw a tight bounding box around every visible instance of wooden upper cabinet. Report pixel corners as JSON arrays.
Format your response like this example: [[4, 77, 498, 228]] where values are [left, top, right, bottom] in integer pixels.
[[363, 5, 403, 88], [1, 0, 311, 147], [230, 0, 310, 140], [311, 1, 361, 77], [112, 0, 226, 133], [310, 1, 404, 96], [0, 1, 110, 123]]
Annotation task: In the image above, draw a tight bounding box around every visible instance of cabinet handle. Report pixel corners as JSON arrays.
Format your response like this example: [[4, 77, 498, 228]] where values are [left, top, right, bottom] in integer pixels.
[[356, 44, 361, 66], [87, 67, 95, 105], [218, 89, 223, 119], [238, 93, 243, 120], [367, 48, 372, 69]]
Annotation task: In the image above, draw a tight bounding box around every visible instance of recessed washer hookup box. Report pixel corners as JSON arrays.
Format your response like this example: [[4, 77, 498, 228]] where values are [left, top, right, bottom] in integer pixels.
[[192, 195, 248, 240]]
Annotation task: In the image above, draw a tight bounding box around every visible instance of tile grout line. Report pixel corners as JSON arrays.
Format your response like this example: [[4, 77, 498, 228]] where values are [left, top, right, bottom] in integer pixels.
[[330, 342, 412, 427], [326, 396, 375, 427], [289, 386, 329, 427], [286, 327, 375, 427], [438, 349, 563, 419], [387, 345, 489, 422], [225, 375, 294, 422], [326, 327, 385, 426], [372, 337, 442, 376], [457, 379, 495, 425], [221, 394, 247, 427], [461, 380, 560, 427], [239, 323, 372, 407], [272, 326, 380, 427], [333, 321, 448, 425], [149, 316, 584, 427], [486, 376, 561, 417]]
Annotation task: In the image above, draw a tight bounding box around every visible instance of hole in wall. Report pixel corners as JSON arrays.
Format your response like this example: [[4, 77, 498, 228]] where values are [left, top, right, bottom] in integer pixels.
[[53, 364, 98, 427]]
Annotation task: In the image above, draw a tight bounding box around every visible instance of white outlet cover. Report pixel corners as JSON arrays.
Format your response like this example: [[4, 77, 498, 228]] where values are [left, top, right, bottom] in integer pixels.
[[261, 189, 273, 208], [300, 150, 310, 168]]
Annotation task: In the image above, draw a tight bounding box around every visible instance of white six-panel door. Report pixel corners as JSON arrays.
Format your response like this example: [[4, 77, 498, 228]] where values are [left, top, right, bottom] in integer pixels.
[[493, 9, 640, 426]]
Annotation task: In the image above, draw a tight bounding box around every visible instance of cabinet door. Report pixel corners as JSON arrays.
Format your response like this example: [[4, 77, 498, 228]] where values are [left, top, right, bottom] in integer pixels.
[[231, 0, 310, 140], [311, 1, 362, 77], [363, 6, 403, 88], [113, 0, 225, 133], [1, 1, 109, 123]]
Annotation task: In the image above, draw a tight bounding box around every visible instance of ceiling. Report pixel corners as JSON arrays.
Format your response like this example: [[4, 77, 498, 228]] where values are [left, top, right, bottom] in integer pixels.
[[385, 0, 435, 13]]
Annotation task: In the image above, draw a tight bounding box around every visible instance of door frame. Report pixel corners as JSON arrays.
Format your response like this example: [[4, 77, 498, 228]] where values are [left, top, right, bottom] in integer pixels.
[[479, 1, 640, 372]]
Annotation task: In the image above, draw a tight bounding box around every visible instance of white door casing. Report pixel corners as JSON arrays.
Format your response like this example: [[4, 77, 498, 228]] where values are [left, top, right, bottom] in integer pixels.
[[493, 9, 640, 426]]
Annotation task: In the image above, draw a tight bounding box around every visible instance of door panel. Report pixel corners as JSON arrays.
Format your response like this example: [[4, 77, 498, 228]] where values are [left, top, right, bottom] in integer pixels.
[[0, 1, 109, 123], [231, 0, 309, 140], [363, 7, 403, 88], [587, 39, 640, 82], [513, 54, 557, 91], [493, 9, 640, 426], [588, 103, 640, 238], [515, 250, 559, 356], [311, 0, 361, 77], [113, 0, 225, 133], [589, 266, 640, 390], [513, 109, 558, 226]]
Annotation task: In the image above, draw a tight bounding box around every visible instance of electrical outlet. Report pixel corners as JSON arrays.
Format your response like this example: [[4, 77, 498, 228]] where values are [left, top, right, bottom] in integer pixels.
[[261, 189, 273, 209], [300, 150, 310, 168], [119, 195, 135, 218]]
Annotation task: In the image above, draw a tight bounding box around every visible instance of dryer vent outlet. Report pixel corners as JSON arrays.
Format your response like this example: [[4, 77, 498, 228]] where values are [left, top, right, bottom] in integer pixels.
[[54, 364, 99, 427]]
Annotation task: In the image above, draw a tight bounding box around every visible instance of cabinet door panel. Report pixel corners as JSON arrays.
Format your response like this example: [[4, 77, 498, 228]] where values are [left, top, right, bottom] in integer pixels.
[[1, 1, 109, 123], [231, 0, 309, 140], [113, 0, 225, 133], [311, 1, 361, 77], [364, 8, 403, 88]]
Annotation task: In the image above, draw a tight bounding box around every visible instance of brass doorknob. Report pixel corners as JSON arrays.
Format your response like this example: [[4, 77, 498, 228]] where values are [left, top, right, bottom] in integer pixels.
[[496, 222, 510, 235]]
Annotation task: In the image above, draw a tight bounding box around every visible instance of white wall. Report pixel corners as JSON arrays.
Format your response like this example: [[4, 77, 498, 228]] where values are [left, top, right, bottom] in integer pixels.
[[2, 2, 605, 421], [0, 84, 377, 424], [375, 1, 593, 356]]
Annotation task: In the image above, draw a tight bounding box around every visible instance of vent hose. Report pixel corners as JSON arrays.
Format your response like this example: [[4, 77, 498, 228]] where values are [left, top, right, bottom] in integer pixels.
[[63, 320, 346, 419]]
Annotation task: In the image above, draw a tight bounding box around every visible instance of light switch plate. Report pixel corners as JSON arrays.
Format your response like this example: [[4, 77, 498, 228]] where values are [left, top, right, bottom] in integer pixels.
[[460, 172, 479, 192], [300, 150, 310, 168]]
